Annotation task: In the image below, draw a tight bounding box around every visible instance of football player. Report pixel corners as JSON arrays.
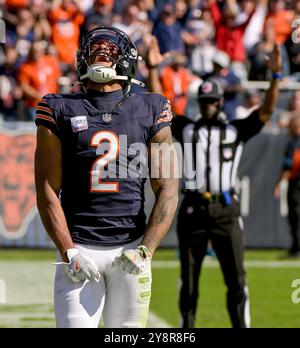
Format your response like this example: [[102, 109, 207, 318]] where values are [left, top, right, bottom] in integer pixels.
[[34, 27, 178, 328]]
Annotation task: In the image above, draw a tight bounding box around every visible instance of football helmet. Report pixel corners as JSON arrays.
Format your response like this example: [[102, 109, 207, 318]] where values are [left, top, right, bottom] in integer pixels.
[[77, 26, 144, 91]]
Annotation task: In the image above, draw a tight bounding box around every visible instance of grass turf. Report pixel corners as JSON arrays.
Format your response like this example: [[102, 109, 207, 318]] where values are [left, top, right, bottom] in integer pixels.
[[151, 265, 300, 328], [0, 249, 299, 328], [0, 248, 290, 261]]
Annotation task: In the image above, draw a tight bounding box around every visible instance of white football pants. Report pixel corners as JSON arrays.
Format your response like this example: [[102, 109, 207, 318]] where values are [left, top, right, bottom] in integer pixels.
[[54, 238, 152, 328]]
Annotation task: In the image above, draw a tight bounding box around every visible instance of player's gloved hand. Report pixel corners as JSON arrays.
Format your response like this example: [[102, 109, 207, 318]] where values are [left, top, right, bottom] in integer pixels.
[[112, 245, 152, 275], [55, 248, 100, 283]]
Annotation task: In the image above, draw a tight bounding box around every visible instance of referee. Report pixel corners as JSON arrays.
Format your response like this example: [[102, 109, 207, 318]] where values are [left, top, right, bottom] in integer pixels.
[[171, 45, 281, 328]]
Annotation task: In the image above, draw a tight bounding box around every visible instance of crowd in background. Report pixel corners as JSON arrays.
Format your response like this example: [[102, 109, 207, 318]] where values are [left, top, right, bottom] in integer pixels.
[[0, 0, 299, 126]]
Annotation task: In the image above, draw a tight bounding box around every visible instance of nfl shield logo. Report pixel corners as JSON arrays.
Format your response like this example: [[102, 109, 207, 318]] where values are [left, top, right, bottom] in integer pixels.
[[102, 113, 112, 122]]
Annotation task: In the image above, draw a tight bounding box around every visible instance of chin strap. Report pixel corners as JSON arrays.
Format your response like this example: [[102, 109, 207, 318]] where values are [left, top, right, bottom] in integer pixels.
[[79, 64, 145, 87], [72, 77, 144, 94], [79, 74, 145, 88], [128, 77, 145, 87]]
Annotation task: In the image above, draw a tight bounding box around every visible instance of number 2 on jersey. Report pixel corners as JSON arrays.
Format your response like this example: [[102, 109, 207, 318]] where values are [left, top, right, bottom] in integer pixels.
[[90, 131, 119, 192]]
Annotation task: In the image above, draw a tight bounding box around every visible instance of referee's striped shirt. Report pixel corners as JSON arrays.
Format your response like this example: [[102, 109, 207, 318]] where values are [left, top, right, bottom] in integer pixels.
[[172, 108, 264, 193]]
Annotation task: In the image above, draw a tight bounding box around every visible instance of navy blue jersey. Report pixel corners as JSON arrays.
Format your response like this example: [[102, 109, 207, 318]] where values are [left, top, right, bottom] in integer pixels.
[[35, 89, 172, 246]]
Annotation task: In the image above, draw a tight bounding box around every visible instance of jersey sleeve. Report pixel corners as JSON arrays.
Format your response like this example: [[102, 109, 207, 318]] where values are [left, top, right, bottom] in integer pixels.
[[148, 98, 173, 141], [231, 107, 265, 143], [35, 98, 60, 138], [171, 116, 192, 144]]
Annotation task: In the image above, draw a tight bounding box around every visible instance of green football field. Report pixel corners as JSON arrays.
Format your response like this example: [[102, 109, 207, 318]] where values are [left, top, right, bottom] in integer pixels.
[[0, 249, 299, 328]]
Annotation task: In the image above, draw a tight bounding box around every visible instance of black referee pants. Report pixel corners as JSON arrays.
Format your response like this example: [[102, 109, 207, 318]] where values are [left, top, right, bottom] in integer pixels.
[[287, 180, 300, 254], [177, 195, 249, 328]]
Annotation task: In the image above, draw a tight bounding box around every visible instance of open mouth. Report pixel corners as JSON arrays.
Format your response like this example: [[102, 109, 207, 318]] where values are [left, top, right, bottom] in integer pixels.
[[87, 40, 120, 65]]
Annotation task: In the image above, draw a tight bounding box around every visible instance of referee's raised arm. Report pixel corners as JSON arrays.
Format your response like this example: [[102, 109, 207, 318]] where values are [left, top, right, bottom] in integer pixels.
[[259, 44, 282, 124]]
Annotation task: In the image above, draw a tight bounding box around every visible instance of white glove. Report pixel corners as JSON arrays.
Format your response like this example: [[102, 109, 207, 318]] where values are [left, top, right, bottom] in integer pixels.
[[112, 245, 152, 275], [55, 248, 100, 283]]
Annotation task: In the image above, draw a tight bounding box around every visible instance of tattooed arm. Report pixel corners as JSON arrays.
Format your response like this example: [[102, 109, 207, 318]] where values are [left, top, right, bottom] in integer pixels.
[[112, 126, 178, 275], [141, 126, 179, 254]]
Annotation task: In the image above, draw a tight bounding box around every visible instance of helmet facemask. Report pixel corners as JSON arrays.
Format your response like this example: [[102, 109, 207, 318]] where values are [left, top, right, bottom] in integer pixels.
[[77, 27, 145, 92], [86, 40, 120, 67]]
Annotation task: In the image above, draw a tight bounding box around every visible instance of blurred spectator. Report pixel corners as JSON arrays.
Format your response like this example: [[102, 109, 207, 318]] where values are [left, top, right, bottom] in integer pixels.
[[265, 0, 294, 45], [74, 0, 94, 13], [31, 0, 52, 41], [248, 21, 290, 81], [204, 49, 242, 120], [18, 41, 61, 119], [6, 8, 36, 65], [159, 53, 193, 117], [81, 0, 115, 34], [174, 0, 192, 27], [285, 0, 300, 79], [146, 0, 170, 24], [48, 0, 84, 66], [109, 0, 132, 15], [133, 0, 155, 15], [153, 3, 185, 54], [278, 91, 300, 128], [141, 34, 171, 94], [0, 47, 22, 120], [236, 89, 261, 119], [132, 0, 155, 37], [1, 0, 300, 124], [237, 0, 268, 53], [183, 7, 216, 76], [208, 0, 255, 81], [113, 3, 152, 46]]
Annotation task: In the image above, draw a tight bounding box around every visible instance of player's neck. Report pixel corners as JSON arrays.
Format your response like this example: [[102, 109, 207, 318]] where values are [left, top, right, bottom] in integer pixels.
[[86, 81, 123, 93]]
